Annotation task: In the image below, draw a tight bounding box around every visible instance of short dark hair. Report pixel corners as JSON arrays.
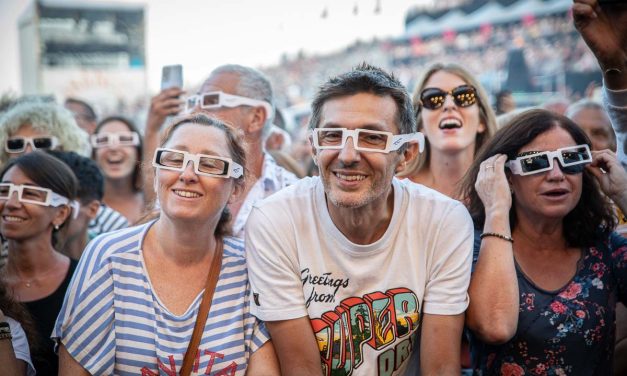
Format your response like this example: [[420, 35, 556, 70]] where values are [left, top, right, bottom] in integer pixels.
[[65, 98, 96, 121], [94, 116, 143, 192], [460, 109, 616, 248], [308, 63, 416, 136], [48, 150, 104, 203], [0, 151, 79, 247]]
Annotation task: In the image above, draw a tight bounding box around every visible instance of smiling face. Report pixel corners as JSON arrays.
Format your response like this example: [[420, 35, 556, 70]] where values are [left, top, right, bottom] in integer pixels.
[[0, 166, 64, 242], [419, 70, 485, 154], [94, 120, 139, 182], [155, 123, 238, 224], [510, 126, 583, 222], [313, 92, 408, 210]]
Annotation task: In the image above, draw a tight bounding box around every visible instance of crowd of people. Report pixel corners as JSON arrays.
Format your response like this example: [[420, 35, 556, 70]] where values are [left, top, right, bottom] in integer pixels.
[[0, 0, 626, 375], [263, 10, 599, 109]]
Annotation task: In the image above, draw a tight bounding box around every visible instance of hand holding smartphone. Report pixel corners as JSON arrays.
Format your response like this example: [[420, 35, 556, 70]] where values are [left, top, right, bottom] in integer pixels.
[[161, 64, 183, 90]]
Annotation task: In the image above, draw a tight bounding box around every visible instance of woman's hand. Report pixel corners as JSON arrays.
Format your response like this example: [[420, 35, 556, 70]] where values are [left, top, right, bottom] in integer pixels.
[[587, 149, 627, 212], [475, 154, 512, 216]]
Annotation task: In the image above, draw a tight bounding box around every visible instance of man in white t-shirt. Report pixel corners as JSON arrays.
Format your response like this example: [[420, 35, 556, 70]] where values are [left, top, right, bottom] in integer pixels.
[[246, 63, 473, 375]]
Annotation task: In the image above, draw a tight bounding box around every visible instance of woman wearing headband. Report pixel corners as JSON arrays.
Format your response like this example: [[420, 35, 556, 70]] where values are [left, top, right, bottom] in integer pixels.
[[55, 113, 279, 375], [0, 151, 79, 376], [399, 63, 497, 199], [461, 109, 627, 374], [0, 100, 90, 167], [91, 116, 145, 223]]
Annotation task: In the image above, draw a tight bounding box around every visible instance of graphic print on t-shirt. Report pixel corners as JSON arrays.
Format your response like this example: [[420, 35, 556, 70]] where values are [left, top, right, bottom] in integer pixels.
[[309, 286, 420, 376]]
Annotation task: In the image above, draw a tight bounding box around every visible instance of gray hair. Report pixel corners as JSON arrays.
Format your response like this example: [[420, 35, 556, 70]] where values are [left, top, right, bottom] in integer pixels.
[[0, 100, 91, 165], [565, 99, 606, 119], [206, 64, 275, 137]]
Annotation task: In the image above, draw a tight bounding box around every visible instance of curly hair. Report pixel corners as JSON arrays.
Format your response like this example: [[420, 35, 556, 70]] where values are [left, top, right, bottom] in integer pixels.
[[398, 63, 497, 178], [460, 109, 616, 248], [0, 100, 91, 165]]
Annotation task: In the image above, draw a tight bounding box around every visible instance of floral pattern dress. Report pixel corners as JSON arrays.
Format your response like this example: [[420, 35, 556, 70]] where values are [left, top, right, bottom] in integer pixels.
[[471, 232, 627, 375]]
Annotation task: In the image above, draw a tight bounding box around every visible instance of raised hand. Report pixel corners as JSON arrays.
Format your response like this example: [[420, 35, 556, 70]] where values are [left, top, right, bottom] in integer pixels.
[[475, 154, 512, 215]]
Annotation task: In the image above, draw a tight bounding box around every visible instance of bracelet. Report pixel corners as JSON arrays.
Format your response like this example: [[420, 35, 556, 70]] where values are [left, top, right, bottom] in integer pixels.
[[0, 322, 11, 340], [480, 232, 514, 243]]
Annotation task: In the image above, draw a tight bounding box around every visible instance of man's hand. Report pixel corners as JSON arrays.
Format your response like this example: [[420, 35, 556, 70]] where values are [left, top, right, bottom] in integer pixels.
[[146, 87, 185, 133], [572, 0, 627, 88]]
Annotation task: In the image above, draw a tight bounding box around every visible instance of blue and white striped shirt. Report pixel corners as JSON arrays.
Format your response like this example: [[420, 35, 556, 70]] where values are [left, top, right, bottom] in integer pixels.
[[53, 221, 269, 375]]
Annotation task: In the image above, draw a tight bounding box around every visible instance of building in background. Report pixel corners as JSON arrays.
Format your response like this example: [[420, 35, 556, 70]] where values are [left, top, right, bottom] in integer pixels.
[[18, 0, 146, 116]]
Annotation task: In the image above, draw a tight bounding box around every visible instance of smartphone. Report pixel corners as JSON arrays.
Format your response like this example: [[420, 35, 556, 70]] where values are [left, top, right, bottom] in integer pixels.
[[160, 64, 183, 90]]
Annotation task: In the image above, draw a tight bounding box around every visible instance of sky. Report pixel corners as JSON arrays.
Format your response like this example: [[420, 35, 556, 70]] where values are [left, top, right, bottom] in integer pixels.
[[0, 0, 429, 95]]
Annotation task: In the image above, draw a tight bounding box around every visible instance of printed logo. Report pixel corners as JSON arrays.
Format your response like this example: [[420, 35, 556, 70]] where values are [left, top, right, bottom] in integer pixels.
[[301, 268, 350, 308], [310, 287, 420, 375]]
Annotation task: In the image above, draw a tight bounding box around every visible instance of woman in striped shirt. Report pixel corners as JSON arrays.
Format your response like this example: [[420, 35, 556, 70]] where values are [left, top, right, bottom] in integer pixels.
[[55, 113, 279, 375]]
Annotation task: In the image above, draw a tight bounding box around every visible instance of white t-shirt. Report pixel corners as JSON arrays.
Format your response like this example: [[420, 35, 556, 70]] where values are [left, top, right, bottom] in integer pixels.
[[246, 177, 473, 375]]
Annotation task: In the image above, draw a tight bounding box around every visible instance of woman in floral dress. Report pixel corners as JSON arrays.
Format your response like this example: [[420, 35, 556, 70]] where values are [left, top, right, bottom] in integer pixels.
[[461, 109, 627, 375]]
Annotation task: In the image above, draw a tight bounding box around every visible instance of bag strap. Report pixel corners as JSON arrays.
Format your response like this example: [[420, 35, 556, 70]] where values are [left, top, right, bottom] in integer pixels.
[[180, 238, 224, 376]]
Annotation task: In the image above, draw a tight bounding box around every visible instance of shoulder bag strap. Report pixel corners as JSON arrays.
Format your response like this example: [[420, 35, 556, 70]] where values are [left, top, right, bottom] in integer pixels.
[[180, 238, 224, 376]]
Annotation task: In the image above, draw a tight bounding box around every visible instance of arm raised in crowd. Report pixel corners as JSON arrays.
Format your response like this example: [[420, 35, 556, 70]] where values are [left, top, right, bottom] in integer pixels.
[[573, 0, 627, 90], [465, 154, 519, 344], [142, 87, 184, 206]]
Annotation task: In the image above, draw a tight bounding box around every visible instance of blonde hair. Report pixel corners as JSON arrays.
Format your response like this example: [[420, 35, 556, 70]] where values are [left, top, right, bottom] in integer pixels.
[[0, 100, 91, 165], [398, 63, 497, 178]]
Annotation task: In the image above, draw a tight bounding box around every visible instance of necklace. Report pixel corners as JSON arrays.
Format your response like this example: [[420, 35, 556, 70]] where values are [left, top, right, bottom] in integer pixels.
[[8, 259, 66, 288]]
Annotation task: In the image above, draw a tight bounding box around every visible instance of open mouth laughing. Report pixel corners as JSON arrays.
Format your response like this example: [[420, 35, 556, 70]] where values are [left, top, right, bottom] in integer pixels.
[[439, 118, 462, 130]]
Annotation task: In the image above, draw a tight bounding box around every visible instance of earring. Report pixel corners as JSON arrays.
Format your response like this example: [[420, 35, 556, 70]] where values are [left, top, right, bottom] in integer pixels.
[[54, 224, 60, 231]]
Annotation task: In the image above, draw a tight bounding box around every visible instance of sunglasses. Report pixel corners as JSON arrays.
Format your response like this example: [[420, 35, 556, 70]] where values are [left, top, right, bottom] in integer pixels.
[[185, 91, 273, 116], [310, 128, 425, 154], [506, 144, 592, 176], [419, 85, 477, 110], [91, 132, 140, 148], [5, 136, 59, 153], [0, 183, 79, 218], [153, 148, 243, 179]]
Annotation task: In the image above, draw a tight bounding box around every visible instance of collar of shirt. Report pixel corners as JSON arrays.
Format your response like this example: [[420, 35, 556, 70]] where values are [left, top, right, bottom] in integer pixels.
[[232, 153, 299, 237]]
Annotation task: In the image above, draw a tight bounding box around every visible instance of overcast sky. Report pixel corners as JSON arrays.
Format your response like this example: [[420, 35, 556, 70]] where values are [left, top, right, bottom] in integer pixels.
[[0, 0, 428, 94]]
